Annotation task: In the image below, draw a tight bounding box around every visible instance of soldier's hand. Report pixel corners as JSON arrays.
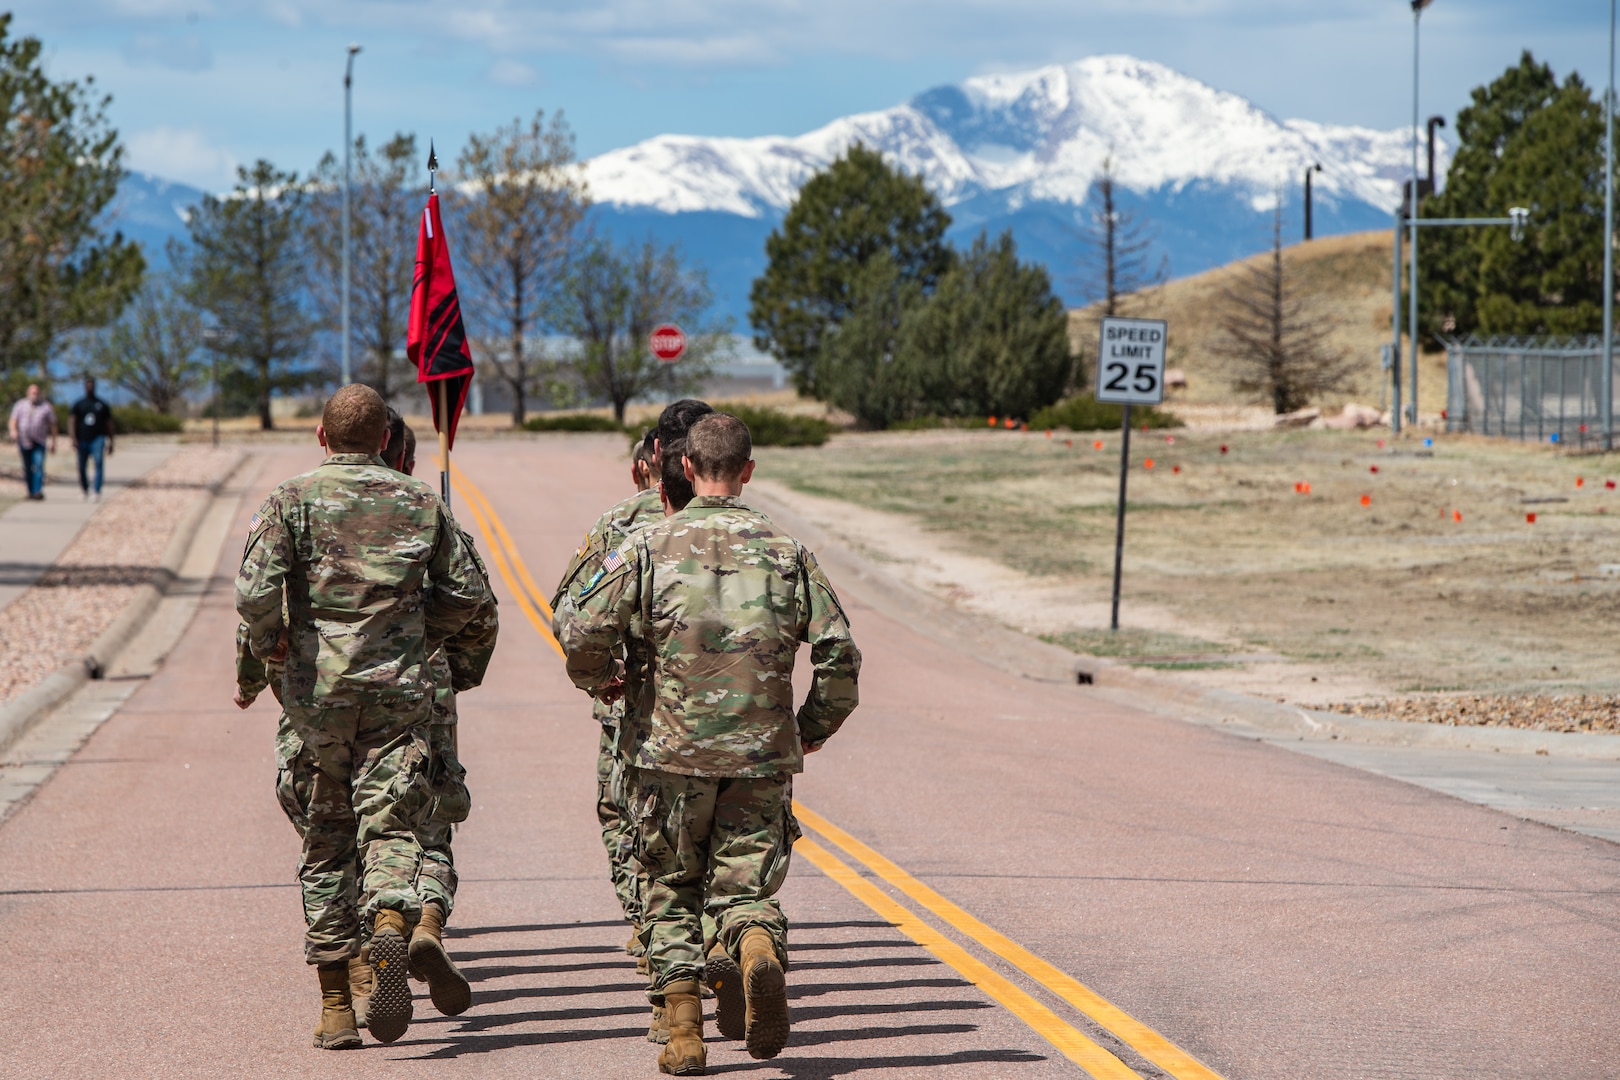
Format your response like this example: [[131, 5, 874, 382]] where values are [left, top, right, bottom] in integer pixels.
[[596, 660, 627, 703], [233, 687, 257, 710], [802, 739, 822, 755], [267, 630, 289, 662]]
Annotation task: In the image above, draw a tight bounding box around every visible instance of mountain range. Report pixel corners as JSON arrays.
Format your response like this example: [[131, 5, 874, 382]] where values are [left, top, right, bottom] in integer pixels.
[[109, 55, 1437, 323]]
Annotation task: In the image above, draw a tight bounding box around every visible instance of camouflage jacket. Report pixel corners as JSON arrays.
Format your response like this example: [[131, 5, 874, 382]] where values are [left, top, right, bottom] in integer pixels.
[[560, 495, 861, 778], [551, 486, 663, 729], [235, 453, 494, 708]]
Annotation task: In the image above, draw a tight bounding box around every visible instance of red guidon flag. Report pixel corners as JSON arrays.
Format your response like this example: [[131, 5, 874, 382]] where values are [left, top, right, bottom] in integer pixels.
[[407, 191, 474, 448]]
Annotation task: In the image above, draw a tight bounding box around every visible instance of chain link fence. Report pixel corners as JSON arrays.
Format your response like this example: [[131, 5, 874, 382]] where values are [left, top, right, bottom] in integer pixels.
[[1444, 335, 1612, 446]]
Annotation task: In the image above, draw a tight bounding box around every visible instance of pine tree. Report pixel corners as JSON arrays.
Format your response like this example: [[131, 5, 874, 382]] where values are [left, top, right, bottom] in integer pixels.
[[179, 160, 315, 430], [1423, 52, 1607, 338], [1215, 198, 1356, 414], [1075, 155, 1166, 317], [749, 144, 952, 396]]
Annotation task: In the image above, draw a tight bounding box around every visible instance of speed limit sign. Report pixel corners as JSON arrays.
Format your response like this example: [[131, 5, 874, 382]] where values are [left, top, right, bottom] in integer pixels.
[[1096, 317, 1167, 405]]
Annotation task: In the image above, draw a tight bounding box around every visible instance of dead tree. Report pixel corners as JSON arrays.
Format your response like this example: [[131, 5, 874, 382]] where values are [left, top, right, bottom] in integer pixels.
[[1075, 155, 1167, 317], [1214, 196, 1355, 414]]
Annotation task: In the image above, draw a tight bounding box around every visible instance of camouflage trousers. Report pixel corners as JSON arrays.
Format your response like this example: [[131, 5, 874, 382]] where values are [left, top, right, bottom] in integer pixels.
[[596, 723, 641, 927], [275, 698, 469, 965], [627, 766, 799, 995]]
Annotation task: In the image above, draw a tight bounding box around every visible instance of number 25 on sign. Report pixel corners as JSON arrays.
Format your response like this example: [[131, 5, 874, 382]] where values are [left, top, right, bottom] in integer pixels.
[[1096, 316, 1168, 632]]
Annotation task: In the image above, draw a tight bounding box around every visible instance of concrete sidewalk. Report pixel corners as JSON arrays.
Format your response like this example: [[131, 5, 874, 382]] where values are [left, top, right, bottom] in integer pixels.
[[0, 439, 179, 614]]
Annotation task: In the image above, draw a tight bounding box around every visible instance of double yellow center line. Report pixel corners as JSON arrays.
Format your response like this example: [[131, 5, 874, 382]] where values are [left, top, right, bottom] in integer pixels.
[[447, 457, 1223, 1080]]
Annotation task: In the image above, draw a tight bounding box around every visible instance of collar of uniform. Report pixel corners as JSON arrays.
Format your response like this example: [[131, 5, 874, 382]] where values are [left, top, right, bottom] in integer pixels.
[[685, 494, 747, 511], [324, 453, 383, 466]]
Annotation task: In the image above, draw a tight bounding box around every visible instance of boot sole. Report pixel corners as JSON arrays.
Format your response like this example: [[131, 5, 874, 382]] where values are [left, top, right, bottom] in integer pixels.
[[658, 1056, 706, 1076], [705, 951, 746, 1041], [313, 1026, 363, 1050], [367, 929, 413, 1043], [744, 958, 789, 1060], [409, 933, 473, 1016]]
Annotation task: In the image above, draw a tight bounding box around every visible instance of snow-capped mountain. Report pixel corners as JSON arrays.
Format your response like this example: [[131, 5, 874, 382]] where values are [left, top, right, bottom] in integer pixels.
[[108, 56, 1434, 320], [585, 56, 1432, 221]]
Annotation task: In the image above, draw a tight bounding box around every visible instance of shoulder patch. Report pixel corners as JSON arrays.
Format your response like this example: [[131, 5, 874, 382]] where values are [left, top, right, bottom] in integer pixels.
[[579, 543, 634, 598]]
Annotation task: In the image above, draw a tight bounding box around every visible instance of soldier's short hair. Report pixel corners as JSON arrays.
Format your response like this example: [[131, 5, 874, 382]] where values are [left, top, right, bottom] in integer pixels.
[[684, 413, 751, 480], [660, 437, 695, 511], [633, 428, 655, 467], [402, 424, 417, 472], [323, 384, 389, 453], [657, 398, 713, 449], [380, 406, 407, 470]]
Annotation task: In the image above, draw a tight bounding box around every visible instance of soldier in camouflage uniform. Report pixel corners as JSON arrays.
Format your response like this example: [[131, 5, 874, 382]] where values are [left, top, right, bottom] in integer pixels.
[[234, 385, 495, 1050], [559, 412, 860, 1075], [550, 401, 713, 964]]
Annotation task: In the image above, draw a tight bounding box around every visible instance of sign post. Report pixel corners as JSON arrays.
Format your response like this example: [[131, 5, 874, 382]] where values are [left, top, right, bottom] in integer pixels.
[[651, 323, 686, 402], [1095, 316, 1168, 632]]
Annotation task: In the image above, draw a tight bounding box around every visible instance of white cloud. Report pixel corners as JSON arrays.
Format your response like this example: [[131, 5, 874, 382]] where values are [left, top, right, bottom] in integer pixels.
[[125, 126, 238, 190], [488, 57, 537, 86], [122, 31, 212, 71]]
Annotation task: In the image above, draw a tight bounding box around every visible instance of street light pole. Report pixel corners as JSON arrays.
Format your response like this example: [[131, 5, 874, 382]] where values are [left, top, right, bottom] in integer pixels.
[[342, 44, 362, 388], [1408, 0, 1432, 431], [1304, 162, 1323, 241], [1605, 0, 1615, 449]]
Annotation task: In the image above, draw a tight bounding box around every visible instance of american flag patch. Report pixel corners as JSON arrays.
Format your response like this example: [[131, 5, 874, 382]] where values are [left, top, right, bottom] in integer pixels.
[[602, 548, 625, 574], [247, 512, 263, 535]]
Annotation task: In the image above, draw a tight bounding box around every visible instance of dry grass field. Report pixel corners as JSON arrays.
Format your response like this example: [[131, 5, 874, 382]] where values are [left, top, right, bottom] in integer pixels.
[[756, 426, 1620, 714], [1070, 229, 1451, 422]]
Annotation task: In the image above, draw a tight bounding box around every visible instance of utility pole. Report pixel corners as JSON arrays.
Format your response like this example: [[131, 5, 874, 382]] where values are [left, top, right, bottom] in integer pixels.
[[1605, 0, 1616, 449], [1304, 162, 1322, 241], [1409, 0, 1432, 431], [342, 43, 362, 387], [1391, 208, 1403, 435]]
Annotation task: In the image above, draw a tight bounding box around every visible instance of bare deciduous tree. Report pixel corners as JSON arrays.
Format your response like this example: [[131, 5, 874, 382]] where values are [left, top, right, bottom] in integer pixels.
[[90, 274, 204, 414], [557, 235, 726, 423], [308, 133, 419, 402], [452, 111, 587, 425], [1214, 195, 1356, 414]]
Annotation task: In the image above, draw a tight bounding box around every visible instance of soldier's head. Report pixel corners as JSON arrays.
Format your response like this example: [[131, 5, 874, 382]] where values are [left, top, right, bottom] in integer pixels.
[[632, 428, 656, 491], [659, 437, 695, 515], [683, 412, 754, 494], [654, 399, 712, 465], [380, 406, 408, 471], [401, 425, 417, 476], [318, 384, 390, 456]]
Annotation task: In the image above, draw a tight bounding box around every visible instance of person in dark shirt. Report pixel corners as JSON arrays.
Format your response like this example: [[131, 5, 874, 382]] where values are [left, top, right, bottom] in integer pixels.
[[69, 376, 115, 501]]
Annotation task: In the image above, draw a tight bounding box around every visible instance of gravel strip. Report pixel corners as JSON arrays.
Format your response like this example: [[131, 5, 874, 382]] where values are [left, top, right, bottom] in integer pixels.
[[1323, 695, 1620, 735], [0, 447, 238, 704]]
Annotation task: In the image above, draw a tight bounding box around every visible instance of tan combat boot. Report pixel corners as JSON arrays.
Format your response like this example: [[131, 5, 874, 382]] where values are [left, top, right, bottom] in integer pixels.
[[739, 927, 789, 1060], [313, 962, 363, 1050], [656, 980, 705, 1076], [367, 909, 413, 1043], [408, 901, 472, 1016], [646, 1000, 669, 1044], [347, 948, 375, 1029], [704, 942, 745, 1041]]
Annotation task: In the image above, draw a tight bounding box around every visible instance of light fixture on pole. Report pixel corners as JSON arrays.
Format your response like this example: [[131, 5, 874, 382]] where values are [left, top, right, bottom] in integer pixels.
[[1407, 0, 1433, 430], [341, 43, 362, 388], [1605, 0, 1615, 449], [1304, 162, 1323, 241]]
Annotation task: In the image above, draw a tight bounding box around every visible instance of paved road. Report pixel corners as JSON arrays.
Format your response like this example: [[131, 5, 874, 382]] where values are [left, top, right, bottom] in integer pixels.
[[1, 437, 1616, 1079]]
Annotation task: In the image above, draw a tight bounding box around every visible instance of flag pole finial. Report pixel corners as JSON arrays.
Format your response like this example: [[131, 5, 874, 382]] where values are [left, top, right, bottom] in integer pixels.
[[427, 140, 438, 195]]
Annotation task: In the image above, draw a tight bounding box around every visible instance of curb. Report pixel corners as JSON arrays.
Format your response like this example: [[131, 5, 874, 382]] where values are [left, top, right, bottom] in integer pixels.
[[747, 481, 1620, 763], [0, 450, 247, 755]]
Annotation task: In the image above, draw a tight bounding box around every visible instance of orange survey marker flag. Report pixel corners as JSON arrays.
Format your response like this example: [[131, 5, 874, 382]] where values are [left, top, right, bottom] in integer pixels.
[[407, 152, 475, 452]]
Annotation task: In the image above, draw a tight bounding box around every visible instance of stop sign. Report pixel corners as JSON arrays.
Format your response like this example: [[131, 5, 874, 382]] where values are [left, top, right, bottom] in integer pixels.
[[650, 324, 686, 363]]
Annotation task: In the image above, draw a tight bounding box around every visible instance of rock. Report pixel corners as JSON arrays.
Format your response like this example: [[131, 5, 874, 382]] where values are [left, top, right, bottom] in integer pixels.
[[1321, 403, 1385, 430], [1273, 406, 1321, 429]]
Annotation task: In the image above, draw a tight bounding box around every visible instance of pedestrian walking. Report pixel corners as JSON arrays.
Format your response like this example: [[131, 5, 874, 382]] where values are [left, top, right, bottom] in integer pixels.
[[550, 399, 714, 985], [559, 412, 861, 1075], [69, 376, 115, 501], [8, 383, 57, 500], [234, 384, 496, 1051]]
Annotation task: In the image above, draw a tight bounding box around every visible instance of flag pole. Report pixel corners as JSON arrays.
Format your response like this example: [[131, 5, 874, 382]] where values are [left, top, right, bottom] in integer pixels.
[[427, 141, 452, 509]]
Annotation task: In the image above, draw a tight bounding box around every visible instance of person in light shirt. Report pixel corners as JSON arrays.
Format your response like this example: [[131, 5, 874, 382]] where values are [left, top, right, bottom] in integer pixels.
[[8, 383, 57, 501]]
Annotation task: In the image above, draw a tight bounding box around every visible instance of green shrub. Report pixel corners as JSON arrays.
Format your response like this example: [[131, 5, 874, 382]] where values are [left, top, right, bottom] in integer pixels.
[[523, 413, 626, 433], [1030, 394, 1182, 432], [112, 405, 183, 433], [717, 404, 836, 447]]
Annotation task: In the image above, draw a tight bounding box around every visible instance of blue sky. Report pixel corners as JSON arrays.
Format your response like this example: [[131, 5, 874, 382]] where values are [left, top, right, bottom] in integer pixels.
[[11, 1, 1609, 191]]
